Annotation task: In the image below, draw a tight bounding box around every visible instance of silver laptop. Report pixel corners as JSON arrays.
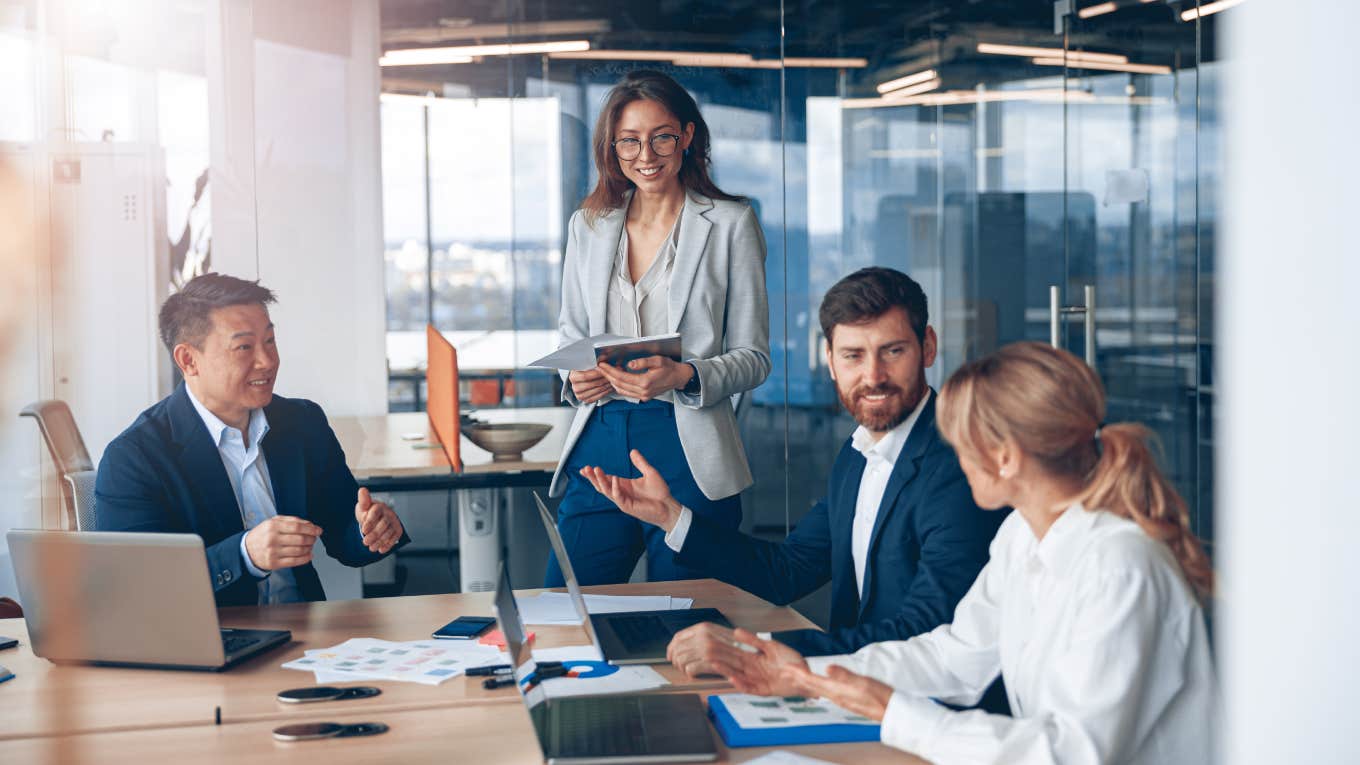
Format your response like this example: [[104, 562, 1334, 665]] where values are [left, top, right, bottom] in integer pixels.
[[533, 492, 731, 665], [6, 530, 291, 671], [493, 561, 718, 764]]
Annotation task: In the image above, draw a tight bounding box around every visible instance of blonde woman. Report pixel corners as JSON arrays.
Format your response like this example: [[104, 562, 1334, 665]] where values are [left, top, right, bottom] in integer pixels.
[[712, 341, 1216, 764]]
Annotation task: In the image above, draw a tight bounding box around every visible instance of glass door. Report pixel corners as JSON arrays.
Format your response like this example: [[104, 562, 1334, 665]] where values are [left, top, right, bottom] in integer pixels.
[[1062, 1, 1207, 536]]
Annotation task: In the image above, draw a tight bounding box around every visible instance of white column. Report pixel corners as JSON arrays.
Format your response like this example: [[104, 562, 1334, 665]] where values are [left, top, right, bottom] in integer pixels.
[[204, 0, 259, 279], [1221, 2, 1360, 763]]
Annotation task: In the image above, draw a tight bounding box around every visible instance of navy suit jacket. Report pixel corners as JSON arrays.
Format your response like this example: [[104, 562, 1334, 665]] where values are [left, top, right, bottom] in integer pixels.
[[676, 393, 1005, 656], [94, 384, 408, 607]]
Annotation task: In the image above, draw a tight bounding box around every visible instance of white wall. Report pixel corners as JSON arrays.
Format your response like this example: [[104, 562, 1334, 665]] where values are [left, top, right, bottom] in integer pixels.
[[1222, 2, 1360, 762], [207, 0, 387, 418]]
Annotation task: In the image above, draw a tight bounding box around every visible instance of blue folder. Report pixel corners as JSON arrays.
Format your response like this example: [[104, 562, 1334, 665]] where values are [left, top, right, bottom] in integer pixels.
[[706, 695, 881, 747]]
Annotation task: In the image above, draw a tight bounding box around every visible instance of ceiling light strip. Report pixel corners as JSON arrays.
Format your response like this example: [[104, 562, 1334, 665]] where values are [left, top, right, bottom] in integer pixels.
[[380, 40, 590, 66], [1181, 0, 1245, 21], [551, 49, 864, 68], [977, 42, 1129, 64], [882, 78, 942, 99], [1031, 57, 1172, 74], [1078, 2, 1120, 19], [876, 68, 938, 94]]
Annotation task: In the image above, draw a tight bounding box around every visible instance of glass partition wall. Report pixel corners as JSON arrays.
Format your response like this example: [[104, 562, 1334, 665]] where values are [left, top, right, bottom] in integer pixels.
[[380, 0, 1223, 607]]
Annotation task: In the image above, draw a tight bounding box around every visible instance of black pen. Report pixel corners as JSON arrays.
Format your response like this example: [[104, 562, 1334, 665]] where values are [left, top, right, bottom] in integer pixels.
[[482, 674, 517, 690], [468, 660, 561, 677]]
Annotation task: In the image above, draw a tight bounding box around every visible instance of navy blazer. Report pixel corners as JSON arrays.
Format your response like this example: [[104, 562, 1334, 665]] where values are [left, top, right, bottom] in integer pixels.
[[94, 384, 408, 607], [676, 393, 1005, 655]]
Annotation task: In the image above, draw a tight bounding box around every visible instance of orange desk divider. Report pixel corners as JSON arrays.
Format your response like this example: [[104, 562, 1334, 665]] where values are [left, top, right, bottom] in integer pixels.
[[425, 324, 462, 471]]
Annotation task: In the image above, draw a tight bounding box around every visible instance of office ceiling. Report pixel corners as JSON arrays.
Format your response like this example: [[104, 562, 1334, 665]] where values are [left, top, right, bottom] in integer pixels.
[[378, 0, 1214, 98]]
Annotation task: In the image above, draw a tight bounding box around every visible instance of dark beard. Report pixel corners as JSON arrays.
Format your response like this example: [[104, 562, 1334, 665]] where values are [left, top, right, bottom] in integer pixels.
[[840, 379, 926, 433]]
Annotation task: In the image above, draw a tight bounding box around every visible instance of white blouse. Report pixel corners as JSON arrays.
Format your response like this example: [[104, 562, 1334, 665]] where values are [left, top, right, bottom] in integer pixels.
[[807, 503, 1217, 765], [603, 206, 682, 404]]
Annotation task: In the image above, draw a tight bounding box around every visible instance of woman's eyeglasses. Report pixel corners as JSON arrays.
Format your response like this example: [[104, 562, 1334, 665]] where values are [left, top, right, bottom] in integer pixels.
[[612, 134, 682, 160]]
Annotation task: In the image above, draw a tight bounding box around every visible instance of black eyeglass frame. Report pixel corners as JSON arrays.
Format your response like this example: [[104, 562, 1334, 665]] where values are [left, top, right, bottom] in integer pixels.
[[611, 133, 683, 160]]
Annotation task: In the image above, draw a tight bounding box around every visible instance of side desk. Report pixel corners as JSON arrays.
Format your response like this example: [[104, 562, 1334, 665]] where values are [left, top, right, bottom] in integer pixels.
[[330, 406, 575, 590], [330, 406, 574, 493]]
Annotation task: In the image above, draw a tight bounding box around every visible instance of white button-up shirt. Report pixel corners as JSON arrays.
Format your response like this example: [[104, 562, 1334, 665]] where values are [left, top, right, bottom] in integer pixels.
[[185, 385, 302, 605], [847, 389, 929, 596], [808, 503, 1217, 765]]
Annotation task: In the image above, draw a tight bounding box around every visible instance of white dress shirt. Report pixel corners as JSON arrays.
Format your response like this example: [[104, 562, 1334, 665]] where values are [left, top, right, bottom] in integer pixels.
[[185, 386, 302, 605], [604, 205, 682, 405], [807, 504, 1217, 765], [847, 389, 929, 595]]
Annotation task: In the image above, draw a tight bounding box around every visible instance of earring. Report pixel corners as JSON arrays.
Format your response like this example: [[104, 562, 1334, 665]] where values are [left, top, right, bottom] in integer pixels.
[[998, 468, 1009, 479]]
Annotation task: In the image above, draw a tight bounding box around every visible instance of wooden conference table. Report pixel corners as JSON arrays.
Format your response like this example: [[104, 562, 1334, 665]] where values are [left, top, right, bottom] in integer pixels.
[[0, 580, 924, 764]]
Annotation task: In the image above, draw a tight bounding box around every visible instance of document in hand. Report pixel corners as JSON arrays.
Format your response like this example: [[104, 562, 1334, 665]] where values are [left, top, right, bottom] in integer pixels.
[[706, 693, 881, 747], [527, 333, 682, 371]]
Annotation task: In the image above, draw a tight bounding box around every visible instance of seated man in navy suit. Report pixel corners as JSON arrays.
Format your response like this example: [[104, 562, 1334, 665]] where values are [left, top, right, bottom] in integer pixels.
[[96, 273, 408, 606], [581, 267, 1006, 706]]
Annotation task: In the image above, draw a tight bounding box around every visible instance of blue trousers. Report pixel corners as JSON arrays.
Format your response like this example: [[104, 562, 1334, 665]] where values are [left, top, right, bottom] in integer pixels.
[[544, 399, 742, 586]]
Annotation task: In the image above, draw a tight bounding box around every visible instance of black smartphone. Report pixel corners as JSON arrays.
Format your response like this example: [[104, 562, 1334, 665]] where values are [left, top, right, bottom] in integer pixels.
[[0, 636, 18, 651], [431, 615, 495, 640]]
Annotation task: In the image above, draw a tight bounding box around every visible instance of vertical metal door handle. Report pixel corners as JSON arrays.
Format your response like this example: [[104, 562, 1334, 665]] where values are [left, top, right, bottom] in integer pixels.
[[1049, 284, 1097, 371], [1050, 286, 1061, 348], [1083, 284, 1097, 371]]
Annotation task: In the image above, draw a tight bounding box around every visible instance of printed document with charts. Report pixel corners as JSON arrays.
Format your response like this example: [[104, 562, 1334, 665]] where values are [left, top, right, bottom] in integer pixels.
[[282, 637, 503, 685]]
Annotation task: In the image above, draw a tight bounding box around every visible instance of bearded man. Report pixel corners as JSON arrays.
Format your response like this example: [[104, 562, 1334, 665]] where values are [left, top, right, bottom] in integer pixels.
[[580, 267, 1008, 711]]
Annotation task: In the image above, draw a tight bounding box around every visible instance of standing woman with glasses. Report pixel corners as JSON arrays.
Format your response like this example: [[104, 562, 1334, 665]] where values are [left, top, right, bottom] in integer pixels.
[[707, 342, 1216, 764], [545, 70, 770, 586]]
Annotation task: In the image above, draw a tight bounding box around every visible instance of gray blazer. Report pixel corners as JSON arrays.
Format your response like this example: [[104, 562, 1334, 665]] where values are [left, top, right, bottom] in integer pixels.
[[549, 191, 771, 501]]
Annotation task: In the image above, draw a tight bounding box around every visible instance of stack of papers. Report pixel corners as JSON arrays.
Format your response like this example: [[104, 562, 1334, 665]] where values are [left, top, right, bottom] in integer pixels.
[[516, 593, 694, 626], [282, 638, 503, 685]]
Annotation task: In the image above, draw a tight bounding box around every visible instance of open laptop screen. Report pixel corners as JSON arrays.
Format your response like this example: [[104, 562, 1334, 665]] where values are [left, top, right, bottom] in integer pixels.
[[532, 492, 604, 653], [491, 561, 547, 711]]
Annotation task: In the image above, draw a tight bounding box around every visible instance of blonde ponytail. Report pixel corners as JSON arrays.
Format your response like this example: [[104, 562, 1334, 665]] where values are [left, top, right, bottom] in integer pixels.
[[938, 342, 1213, 601], [1079, 423, 1214, 600]]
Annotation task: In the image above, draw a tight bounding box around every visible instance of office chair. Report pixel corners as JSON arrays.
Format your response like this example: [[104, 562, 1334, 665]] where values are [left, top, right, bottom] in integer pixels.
[[64, 470, 98, 531], [20, 400, 95, 529]]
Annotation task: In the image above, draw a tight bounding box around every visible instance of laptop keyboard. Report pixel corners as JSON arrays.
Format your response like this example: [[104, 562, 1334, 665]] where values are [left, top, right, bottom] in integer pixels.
[[549, 697, 646, 757], [608, 615, 672, 652], [221, 633, 258, 654]]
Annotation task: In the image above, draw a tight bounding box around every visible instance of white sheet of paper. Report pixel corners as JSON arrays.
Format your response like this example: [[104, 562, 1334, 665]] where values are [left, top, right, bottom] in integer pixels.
[[526, 334, 630, 371], [526, 644, 605, 663], [282, 637, 502, 686], [312, 669, 383, 684], [538, 664, 668, 698], [517, 592, 690, 625], [515, 593, 584, 625], [717, 693, 879, 729]]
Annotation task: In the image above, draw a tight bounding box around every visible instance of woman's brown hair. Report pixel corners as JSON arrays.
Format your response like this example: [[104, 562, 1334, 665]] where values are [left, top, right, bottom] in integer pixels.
[[936, 341, 1214, 600], [580, 70, 741, 222]]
